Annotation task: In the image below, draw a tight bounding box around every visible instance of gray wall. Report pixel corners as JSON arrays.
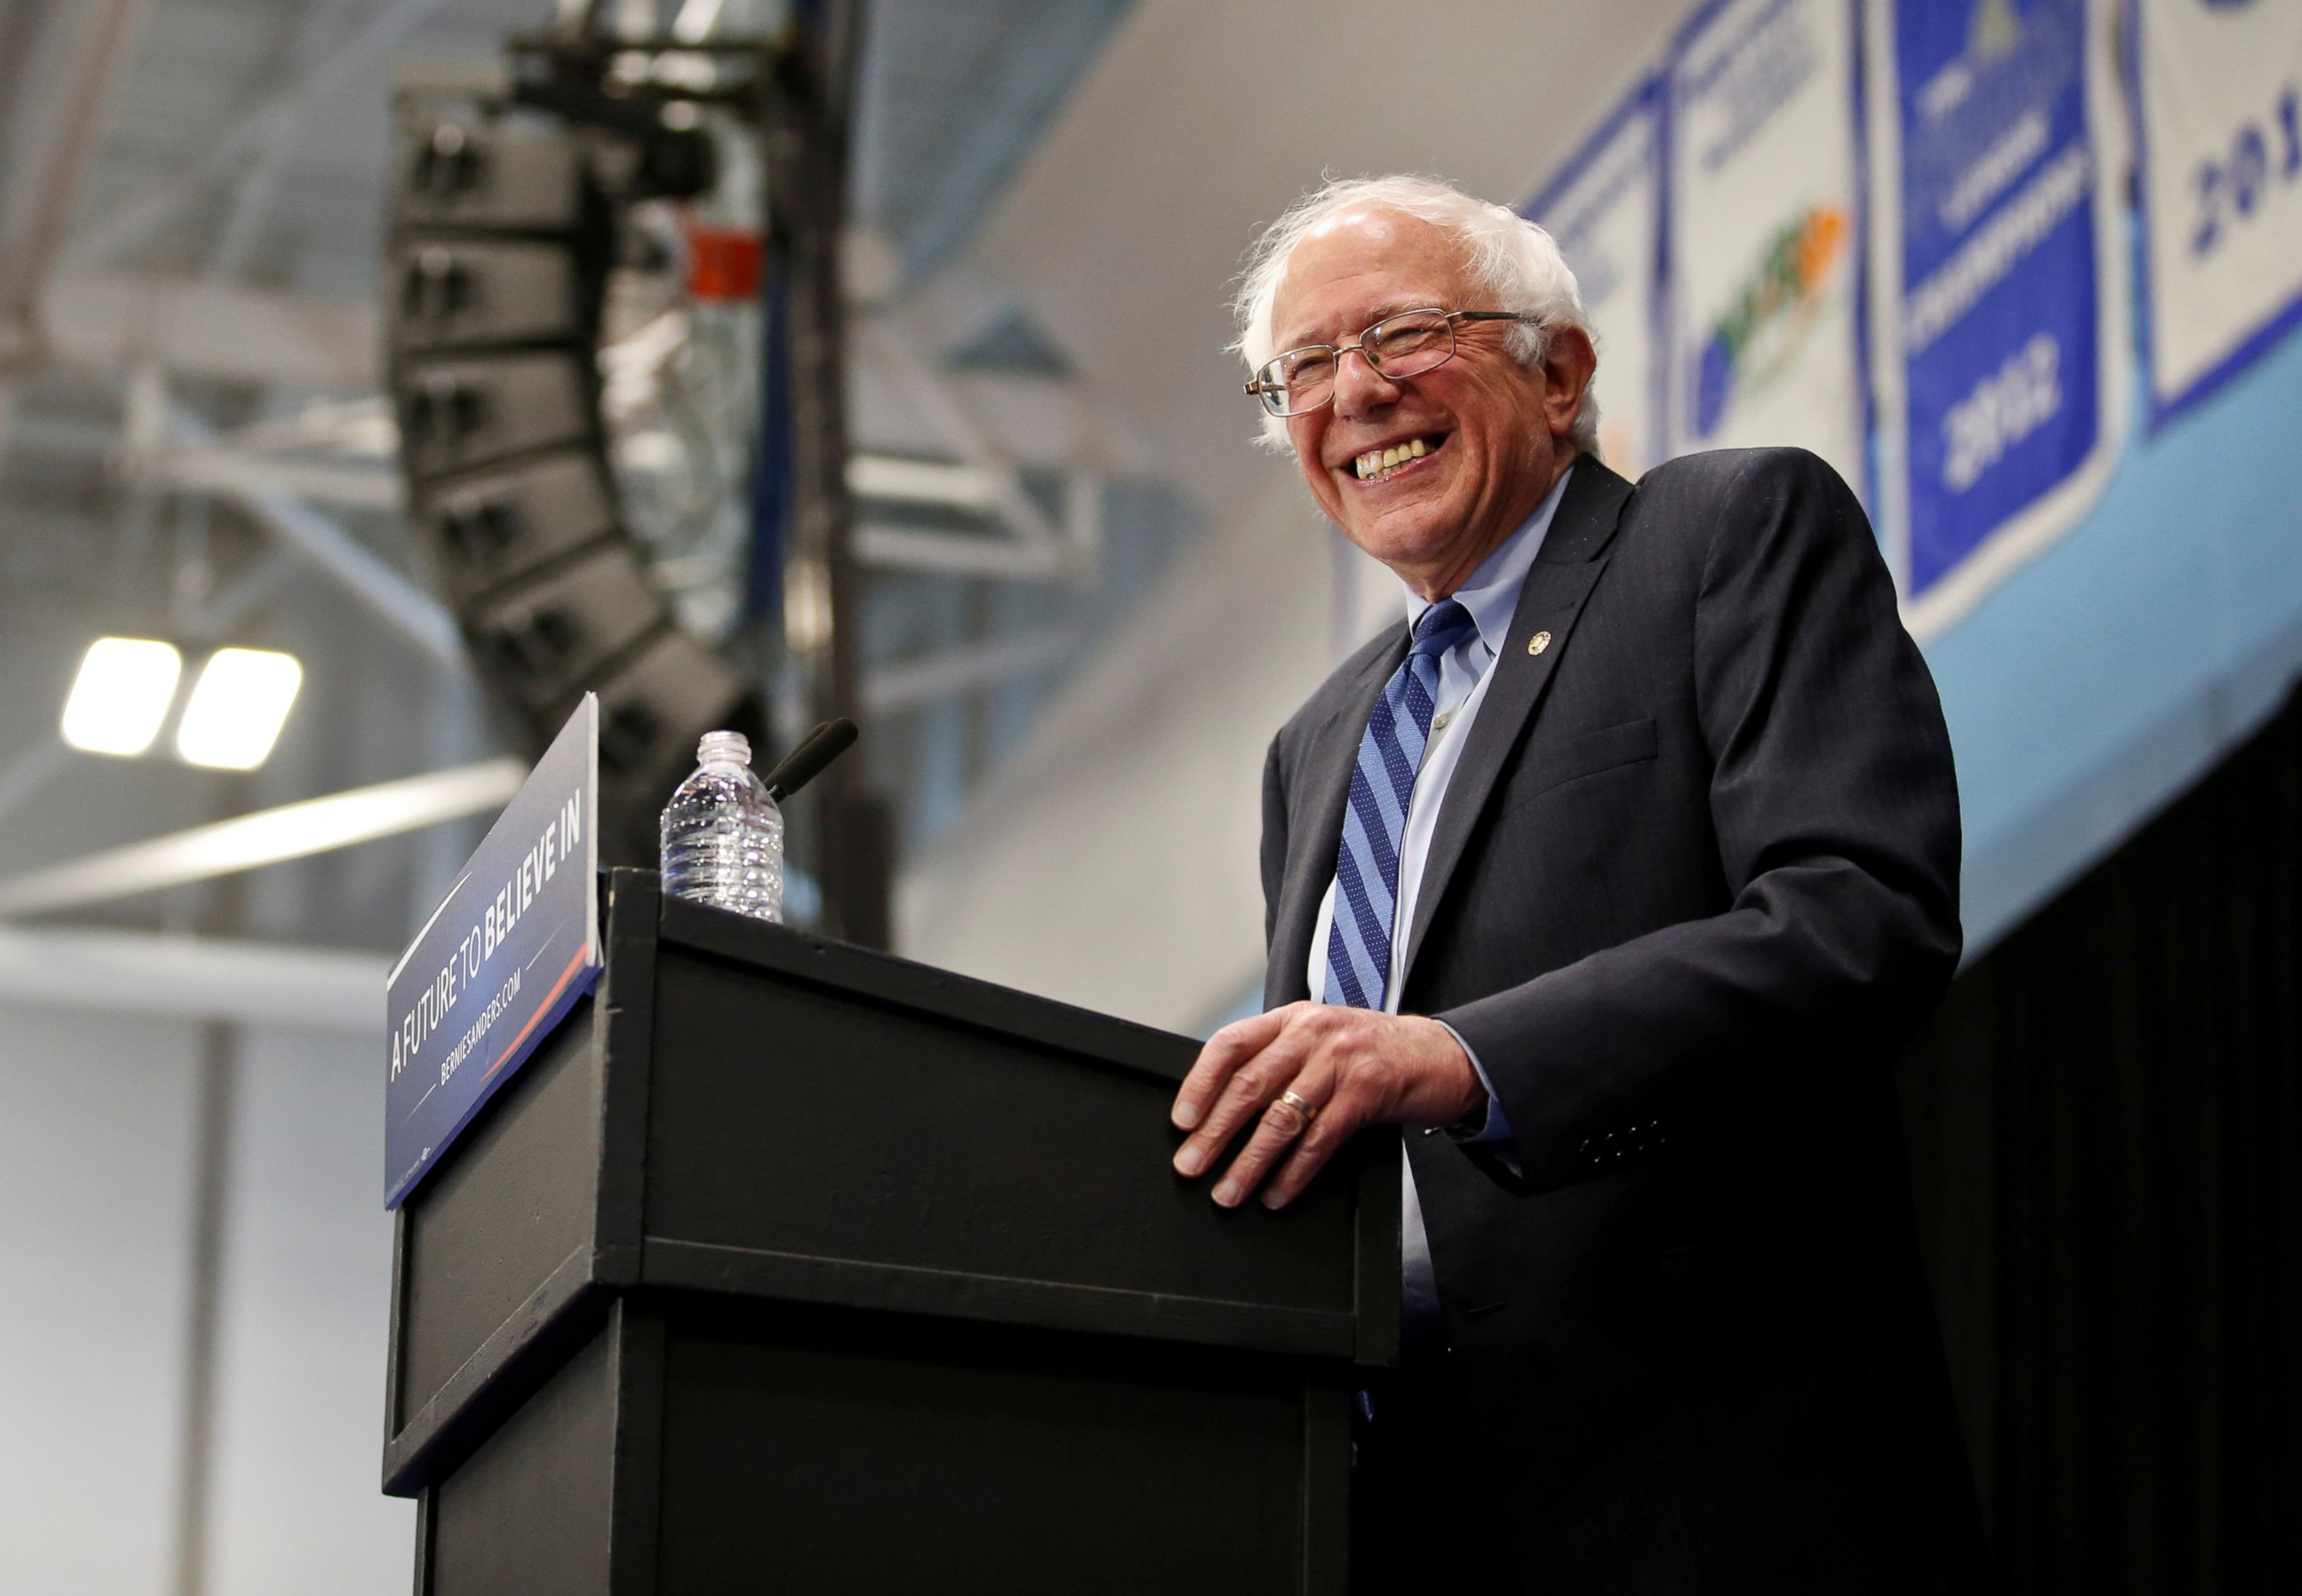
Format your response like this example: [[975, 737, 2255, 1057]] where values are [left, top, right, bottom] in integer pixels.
[[0, 1002, 410, 1592]]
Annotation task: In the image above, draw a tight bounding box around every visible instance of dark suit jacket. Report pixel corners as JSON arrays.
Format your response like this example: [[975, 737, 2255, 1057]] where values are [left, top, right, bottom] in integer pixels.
[[1261, 449, 1987, 1592]]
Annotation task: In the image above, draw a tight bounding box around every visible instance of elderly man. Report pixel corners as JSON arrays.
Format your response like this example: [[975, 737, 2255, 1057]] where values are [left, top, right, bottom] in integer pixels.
[[1168, 176, 1988, 1591]]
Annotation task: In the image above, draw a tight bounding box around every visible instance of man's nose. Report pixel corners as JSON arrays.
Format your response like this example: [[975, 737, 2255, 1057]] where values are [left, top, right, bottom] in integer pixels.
[[1330, 345, 1400, 418]]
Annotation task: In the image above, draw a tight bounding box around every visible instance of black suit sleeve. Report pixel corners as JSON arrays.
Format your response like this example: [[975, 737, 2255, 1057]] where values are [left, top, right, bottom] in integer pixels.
[[1259, 734, 1289, 956], [1440, 449, 1962, 1194]]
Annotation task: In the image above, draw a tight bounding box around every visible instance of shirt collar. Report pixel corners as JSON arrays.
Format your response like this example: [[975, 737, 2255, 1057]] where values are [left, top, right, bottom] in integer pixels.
[[1403, 463, 1574, 656]]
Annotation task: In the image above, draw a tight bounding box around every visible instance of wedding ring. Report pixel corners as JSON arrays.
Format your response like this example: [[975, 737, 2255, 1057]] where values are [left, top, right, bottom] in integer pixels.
[[1275, 1088, 1319, 1125]]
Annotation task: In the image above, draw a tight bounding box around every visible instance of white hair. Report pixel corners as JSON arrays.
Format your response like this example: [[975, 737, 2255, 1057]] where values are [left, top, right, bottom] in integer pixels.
[[1232, 173, 1599, 456]]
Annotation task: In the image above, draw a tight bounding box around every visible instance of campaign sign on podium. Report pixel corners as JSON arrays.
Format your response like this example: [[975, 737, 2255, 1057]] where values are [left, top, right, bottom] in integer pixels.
[[384, 695, 600, 1208]]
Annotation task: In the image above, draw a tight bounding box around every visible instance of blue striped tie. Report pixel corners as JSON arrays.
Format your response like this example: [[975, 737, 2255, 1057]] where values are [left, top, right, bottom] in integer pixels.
[[1323, 599, 1477, 1009]]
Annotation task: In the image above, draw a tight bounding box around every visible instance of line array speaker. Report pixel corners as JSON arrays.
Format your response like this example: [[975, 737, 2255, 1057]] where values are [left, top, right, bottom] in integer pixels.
[[387, 88, 757, 862]]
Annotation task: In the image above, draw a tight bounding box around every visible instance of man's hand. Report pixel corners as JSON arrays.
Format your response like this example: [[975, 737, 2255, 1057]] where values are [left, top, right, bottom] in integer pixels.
[[1169, 1003, 1486, 1211]]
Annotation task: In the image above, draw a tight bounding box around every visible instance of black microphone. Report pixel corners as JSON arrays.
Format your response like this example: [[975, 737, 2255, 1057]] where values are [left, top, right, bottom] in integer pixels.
[[761, 718, 859, 803]]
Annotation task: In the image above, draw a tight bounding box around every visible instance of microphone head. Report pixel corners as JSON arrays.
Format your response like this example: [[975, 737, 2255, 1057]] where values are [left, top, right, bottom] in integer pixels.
[[762, 718, 859, 802]]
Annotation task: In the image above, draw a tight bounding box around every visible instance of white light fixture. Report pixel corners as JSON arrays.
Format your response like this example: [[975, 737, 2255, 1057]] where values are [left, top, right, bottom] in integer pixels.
[[60, 638, 184, 757], [175, 648, 304, 771]]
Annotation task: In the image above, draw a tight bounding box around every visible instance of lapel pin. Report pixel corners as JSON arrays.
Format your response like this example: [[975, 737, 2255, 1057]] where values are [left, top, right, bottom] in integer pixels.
[[1527, 630, 1552, 656]]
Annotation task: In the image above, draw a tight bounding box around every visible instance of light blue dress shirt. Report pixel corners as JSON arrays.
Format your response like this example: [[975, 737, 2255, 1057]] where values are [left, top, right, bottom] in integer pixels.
[[1302, 465, 1572, 1338]]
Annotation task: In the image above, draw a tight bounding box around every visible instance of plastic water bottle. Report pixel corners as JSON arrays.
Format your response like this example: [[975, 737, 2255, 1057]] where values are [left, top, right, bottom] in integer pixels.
[[659, 731, 784, 923]]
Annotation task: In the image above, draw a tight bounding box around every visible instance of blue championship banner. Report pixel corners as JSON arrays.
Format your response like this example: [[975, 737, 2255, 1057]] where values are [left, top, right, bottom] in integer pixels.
[[384, 695, 600, 1209], [1869, 0, 2126, 636]]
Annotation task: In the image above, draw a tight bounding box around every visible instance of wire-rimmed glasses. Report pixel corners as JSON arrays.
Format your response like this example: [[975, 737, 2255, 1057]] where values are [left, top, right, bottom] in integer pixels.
[[1243, 308, 1543, 417]]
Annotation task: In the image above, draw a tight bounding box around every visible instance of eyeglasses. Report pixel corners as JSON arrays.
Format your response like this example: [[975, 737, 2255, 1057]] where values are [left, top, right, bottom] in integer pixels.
[[1243, 308, 1544, 417]]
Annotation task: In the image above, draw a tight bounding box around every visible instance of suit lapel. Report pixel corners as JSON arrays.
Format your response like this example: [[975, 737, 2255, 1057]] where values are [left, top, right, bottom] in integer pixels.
[[1399, 461, 1633, 981], [1266, 636, 1403, 1006]]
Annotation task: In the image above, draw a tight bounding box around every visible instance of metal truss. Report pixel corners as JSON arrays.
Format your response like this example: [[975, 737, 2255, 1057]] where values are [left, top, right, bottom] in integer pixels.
[[848, 316, 1104, 584]]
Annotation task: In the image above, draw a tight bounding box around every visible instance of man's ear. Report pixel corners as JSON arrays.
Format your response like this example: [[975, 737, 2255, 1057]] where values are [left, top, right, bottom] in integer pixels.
[[1543, 325, 1599, 439]]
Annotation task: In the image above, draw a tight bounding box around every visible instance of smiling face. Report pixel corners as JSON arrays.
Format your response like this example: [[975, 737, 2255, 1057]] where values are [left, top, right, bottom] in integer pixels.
[[1271, 207, 1589, 599]]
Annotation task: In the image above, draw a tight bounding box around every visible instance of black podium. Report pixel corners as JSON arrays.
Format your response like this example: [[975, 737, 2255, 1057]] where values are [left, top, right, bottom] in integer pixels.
[[383, 869, 1399, 1594]]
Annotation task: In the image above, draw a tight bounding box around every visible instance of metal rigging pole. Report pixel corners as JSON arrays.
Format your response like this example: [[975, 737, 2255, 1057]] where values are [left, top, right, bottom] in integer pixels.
[[762, 0, 890, 948]]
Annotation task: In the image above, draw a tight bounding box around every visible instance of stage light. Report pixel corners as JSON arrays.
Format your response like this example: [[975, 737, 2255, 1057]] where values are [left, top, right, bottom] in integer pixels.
[[60, 638, 183, 757], [175, 648, 304, 770]]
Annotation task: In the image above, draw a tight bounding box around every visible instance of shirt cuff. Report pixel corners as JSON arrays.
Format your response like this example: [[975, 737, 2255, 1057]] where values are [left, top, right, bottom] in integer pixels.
[[1435, 1020, 1514, 1146]]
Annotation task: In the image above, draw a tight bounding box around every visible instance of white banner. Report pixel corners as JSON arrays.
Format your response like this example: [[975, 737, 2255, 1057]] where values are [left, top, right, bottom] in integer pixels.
[[2133, 0, 2302, 419], [1668, 0, 1869, 496], [1524, 82, 1667, 479]]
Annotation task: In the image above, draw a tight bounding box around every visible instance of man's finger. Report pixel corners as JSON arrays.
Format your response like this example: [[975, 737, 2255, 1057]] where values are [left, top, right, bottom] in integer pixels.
[[1257, 1088, 1364, 1210], [1210, 1067, 1336, 1207], [1171, 1008, 1290, 1130]]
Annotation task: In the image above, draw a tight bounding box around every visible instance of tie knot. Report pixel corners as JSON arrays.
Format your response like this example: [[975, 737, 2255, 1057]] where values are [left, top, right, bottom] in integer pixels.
[[1409, 599, 1474, 660]]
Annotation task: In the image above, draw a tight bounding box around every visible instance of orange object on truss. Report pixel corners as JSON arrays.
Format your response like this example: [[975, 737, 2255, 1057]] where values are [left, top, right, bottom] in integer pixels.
[[687, 224, 764, 302]]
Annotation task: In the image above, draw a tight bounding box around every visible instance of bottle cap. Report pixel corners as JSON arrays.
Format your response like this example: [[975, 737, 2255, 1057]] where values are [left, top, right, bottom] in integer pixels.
[[696, 730, 751, 766]]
